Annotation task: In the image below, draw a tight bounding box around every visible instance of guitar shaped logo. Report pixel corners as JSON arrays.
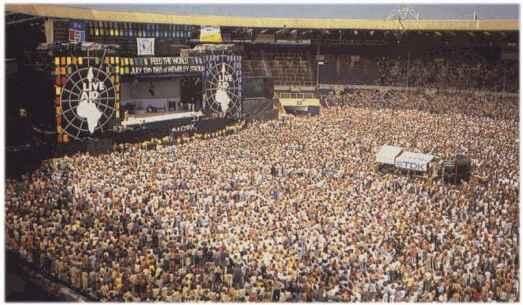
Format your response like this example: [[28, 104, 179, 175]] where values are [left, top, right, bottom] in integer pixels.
[[214, 63, 231, 113], [203, 58, 241, 117], [76, 67, 103, 133]]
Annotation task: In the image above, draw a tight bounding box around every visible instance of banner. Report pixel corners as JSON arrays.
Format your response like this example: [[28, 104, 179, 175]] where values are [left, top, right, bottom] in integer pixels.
[[127, 56, 204, 75], [68, 21, 86, 42], [137, 38, 155, 56], [199, 26, 222, 43], [279, 98, 320, 107], [275, 39, 311, 45], [394, 152, 434, 172]]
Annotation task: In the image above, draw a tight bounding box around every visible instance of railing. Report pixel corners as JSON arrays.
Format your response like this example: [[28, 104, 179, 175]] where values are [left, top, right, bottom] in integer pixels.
[[318, 83, 519, 97], [276, 92, 316, 99]]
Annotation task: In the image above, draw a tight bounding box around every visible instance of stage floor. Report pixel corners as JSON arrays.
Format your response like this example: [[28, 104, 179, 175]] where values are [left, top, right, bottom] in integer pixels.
[[122, 111, 204, 127]]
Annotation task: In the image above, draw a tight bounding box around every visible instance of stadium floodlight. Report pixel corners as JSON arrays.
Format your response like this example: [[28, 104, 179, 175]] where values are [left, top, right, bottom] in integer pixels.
[[386, 5, 421, 23], [386, 5, 421, 38]]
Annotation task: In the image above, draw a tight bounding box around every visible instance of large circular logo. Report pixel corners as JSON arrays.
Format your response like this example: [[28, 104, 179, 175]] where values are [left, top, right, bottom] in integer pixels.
[[203, 62, 241, 116], [60, 65, 116, 140]]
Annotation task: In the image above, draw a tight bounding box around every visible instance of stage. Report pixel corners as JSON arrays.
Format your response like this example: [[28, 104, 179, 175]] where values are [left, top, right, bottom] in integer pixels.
[[121, 111, 204, 127]]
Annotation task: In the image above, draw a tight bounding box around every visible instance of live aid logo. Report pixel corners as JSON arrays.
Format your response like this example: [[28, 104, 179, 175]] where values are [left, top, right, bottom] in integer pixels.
[[80, 68, 106, 102]]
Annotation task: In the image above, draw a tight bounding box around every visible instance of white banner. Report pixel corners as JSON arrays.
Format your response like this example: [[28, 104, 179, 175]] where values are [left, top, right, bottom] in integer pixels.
[[137, 38, 155, 56], [394, 152, 434, 172]]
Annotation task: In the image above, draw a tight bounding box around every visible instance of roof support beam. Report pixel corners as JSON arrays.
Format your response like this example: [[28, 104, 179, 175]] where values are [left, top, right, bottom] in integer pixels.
[[6, 4, 518, 31], [6, 16, 43, 26]]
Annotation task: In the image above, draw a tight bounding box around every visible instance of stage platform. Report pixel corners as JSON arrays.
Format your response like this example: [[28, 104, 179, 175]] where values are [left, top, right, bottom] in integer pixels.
[[121, 111, 204, 127]]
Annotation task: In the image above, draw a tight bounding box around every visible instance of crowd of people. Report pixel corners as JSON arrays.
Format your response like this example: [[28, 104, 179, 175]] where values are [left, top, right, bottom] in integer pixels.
[[376, 50, 518, 93], [6, 88, 519, 301], [324, 88, 518, 122]]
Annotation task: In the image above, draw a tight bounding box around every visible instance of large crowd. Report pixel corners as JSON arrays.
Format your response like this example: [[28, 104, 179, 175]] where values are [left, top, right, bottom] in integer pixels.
[[376, 50, 518, 93], [5, 88, 519, 302]]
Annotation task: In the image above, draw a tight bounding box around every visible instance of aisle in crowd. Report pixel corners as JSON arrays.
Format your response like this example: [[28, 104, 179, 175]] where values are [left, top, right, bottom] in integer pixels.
[[5, 89, 519, 302]]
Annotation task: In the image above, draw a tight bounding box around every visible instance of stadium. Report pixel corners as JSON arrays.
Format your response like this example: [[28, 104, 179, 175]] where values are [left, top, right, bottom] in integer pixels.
[[4, 3, 519, 302]]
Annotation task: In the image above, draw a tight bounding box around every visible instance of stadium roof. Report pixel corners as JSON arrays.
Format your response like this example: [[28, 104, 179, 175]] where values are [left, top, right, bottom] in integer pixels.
[[6, 4, 519, 31]]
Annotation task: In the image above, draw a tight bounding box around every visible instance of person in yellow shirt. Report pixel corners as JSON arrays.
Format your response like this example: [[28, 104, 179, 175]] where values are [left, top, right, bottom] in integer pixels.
[[114, 274, 123, 292]]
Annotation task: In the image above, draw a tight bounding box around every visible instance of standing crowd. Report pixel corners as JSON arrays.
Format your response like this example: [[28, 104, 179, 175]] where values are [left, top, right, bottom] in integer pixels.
[[6, 88, 519, 302]]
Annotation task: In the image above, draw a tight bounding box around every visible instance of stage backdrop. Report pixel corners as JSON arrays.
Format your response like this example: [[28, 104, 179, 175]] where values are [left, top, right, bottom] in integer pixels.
[[120, 79, 181, 111]]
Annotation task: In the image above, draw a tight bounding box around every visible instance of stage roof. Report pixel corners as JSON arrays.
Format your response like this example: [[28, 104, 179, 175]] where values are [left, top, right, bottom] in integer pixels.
[[6, 4, 519, 32], [376, 145, 403, 166]]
